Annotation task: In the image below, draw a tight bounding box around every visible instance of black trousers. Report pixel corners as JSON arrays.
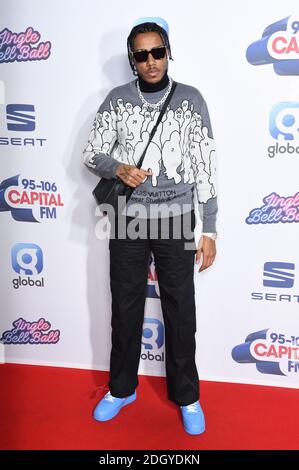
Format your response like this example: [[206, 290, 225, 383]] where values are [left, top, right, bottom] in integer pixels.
[[108, 210, 199, 406]]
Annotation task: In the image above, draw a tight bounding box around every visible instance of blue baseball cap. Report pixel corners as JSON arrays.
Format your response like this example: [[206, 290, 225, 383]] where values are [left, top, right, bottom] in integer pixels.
[[132, 17, 169, 36]]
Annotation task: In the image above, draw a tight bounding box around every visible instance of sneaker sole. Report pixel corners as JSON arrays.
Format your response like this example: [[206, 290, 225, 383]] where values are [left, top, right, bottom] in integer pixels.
[[93, 393, 136, 422]]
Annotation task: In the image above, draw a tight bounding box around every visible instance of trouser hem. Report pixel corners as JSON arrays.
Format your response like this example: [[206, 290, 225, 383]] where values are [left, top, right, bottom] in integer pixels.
[[168, 391, 200, 407], [109, 383, 137, 398]]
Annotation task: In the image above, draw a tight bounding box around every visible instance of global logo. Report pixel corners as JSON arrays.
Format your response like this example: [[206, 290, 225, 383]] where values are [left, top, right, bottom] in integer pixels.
[[0, 104, 47, 147], [142, 318, 164, 349], [246, 15, 299, 75], [270, 102, 299, 141], [267, 102, 299, 158], [141, 318, 164, 362], [12, 243, 43, 274], [251, 262, 298, 304], [11, 243, 45, 289], [0, 174, 64, 222], [232, 329, 299, 376], [0, 27, 51, 64]]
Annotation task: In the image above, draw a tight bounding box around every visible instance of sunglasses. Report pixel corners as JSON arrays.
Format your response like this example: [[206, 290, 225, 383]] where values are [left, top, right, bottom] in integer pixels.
[[132, 46, 167, 63]]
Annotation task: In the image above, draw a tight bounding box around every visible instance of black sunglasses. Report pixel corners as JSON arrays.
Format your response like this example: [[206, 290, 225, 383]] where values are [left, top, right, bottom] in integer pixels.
[[133, 46, 166, 63]]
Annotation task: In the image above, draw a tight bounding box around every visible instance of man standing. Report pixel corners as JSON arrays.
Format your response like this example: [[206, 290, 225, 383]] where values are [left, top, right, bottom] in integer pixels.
[[83, 19, 217, 435]]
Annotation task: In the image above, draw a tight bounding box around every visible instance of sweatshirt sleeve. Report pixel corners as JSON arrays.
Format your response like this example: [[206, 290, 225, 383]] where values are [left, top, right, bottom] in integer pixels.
[[83, 91, 120, 179], [190, 94, 218, 233]]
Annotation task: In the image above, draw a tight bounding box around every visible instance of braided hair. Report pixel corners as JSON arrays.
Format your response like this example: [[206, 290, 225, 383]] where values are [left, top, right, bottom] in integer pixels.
[[127, 22, 173, 75]]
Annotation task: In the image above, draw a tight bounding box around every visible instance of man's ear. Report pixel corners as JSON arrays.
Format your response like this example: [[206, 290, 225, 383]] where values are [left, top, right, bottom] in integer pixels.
[[132, 59, 138, 75], [167, 48, 172, 60]]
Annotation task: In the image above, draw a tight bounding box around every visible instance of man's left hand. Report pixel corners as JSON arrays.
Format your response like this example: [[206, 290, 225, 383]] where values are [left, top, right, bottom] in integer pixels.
[[195, 236, 217, 273]]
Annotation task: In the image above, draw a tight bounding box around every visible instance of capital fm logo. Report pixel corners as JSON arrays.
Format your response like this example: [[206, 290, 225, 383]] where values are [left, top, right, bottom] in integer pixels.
[[0, 104, 47, 148], [0, 27, 51, 64], [146, 253, 160, 299], [141, 318, 164, 362], [246, 15, 299, 75], [0, 174, 64, 222], [11, 243, 45, 289], [267, 102, 299, 158], [232, 329, 299, 376], [246, 191, 299, 225], [0, 318, 60, 345], [251, 262, 297, 304]]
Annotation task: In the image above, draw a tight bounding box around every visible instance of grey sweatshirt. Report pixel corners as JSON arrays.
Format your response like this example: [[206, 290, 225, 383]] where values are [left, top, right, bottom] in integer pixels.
[[83, 79, 217, 232]]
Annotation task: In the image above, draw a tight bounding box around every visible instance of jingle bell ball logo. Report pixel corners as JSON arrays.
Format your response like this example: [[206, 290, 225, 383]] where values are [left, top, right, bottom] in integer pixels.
[[246, 191, 299, 224], [0, 27, 51, 64], [232, 329, 299, 376], [246, 14, 299, 75], [0, 174, 64, 222], [0, 318, 60, 345]]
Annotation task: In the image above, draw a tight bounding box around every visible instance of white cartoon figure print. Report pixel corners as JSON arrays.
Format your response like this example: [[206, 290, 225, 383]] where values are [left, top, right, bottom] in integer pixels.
[[85, 97, 216, 201]]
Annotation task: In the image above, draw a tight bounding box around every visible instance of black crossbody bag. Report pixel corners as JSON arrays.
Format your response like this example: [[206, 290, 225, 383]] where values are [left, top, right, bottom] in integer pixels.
[[92, 81, 177, 213]]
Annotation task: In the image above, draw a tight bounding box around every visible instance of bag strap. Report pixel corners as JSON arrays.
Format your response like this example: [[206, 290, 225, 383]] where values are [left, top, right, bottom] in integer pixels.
[[136, 80, 177, 169]]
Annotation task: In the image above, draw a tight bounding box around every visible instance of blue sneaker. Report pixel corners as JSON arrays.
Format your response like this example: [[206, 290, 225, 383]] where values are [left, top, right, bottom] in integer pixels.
[[93, 391, 136, 422], [180, 401, 205, 435]]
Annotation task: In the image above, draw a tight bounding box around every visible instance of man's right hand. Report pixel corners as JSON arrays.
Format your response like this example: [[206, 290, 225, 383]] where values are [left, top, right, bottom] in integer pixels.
[[115, 164, 152, 188]]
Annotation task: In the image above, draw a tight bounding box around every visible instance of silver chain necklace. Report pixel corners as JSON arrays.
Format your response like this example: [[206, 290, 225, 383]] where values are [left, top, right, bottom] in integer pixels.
[[136, 76, 173, 109]]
